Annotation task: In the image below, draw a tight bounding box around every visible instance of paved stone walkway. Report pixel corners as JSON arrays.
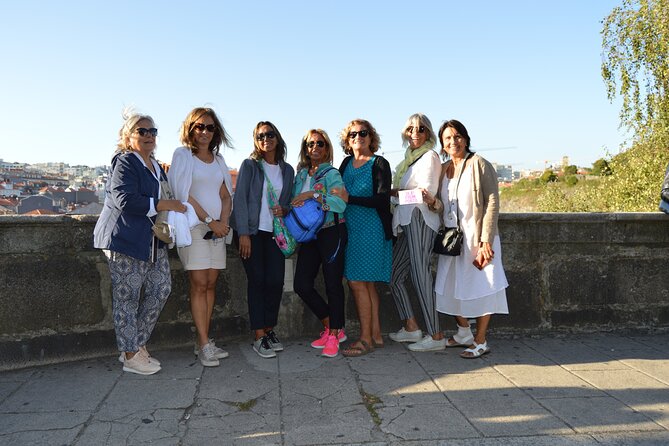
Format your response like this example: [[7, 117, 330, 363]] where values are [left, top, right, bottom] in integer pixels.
[[1, 332, 669, 445]]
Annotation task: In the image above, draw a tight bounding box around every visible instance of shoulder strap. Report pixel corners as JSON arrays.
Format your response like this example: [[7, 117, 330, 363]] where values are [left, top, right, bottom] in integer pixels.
[[258, 161, 279, 207], [314, 165, 336, 182], [451, 153, 473, 227], [408, 151, 428, 168]]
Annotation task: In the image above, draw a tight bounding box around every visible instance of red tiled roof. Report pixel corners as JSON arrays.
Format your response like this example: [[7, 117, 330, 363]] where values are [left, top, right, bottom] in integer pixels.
[[24, 209, 59, 215]]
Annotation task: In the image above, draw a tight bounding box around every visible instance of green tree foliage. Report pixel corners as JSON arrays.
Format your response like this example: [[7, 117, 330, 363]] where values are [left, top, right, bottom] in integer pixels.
[[565, 175, 578, 186], [563, 165, 578, 175], [602, 0, 669, 134], [538, 130, 669, 211], [539, 170, 557, 183], [538, 0, 669, 212], [591, 158, 612, 176]]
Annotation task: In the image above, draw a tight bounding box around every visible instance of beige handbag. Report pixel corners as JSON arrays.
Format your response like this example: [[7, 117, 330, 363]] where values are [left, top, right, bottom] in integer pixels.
[[152, 177, 175, 244]]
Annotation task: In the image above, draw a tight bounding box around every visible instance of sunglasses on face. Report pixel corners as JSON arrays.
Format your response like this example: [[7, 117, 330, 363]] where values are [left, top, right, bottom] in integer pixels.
[[307, 140, 325, 148], [348, 130, 369, 139], [192, 123, 216, 133], [135, 127, 158, 137], [406, 126, 426, 134], [256, 132, 276, 141]]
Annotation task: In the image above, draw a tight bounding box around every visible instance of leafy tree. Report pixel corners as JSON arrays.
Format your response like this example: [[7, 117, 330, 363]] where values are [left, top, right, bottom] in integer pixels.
[[602, 0, 669, 135], [563, 165, 578, 175], [565, 175, 578, 186], [539, 170, 558, 183], [591, 158, 612, 176]]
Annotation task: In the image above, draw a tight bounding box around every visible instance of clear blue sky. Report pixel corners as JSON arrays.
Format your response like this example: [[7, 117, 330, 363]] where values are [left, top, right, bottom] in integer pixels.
[[0, 1, 626, 172]]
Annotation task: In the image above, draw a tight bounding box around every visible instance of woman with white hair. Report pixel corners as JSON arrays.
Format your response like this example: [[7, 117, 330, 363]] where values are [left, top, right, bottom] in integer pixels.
[[94, 111, 186, 375], [388, 113, 445, 351]]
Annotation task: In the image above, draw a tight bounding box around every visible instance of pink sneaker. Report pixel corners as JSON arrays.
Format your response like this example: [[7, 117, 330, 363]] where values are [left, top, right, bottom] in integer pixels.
[[321, 335, 339, 358], [311, 329, 347, 349]]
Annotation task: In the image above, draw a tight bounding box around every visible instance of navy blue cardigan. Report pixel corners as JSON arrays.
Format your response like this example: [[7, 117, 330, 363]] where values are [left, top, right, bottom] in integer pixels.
[[94, 152, 166, 261]]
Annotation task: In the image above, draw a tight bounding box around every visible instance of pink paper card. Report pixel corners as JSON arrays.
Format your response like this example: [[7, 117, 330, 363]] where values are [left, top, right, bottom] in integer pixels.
[[398, 189, 423, 205]]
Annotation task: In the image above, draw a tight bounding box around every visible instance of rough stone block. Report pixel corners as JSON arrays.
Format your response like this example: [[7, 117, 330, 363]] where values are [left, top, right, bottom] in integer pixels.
[[0, 254, 104, 334]]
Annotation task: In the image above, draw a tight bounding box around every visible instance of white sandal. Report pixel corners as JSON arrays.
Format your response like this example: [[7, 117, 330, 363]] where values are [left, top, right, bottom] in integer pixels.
[[460, 341, 490, 359], [446, 326, 474, 348]]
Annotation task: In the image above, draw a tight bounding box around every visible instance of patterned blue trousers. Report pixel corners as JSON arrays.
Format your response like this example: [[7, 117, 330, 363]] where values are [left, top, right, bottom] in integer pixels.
[[106, 248, 171, 352]]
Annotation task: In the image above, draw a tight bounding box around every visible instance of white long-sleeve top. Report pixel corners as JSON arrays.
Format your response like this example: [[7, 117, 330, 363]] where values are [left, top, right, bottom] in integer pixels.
[[392, 149, 442, 234]]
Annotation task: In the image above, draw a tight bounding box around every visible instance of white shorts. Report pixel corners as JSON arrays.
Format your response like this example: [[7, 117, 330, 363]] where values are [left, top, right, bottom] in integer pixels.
[[177, 223, 227, 270]]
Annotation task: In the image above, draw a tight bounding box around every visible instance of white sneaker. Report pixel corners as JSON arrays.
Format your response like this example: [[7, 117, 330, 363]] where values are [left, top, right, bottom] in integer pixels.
[[118, 346, 160, 366], [123, 353, 161, 375], [389, 327, 423, 343], [194, 338, 229, 359], [408, 335, 447, 352], [199, 343, 220, 367]]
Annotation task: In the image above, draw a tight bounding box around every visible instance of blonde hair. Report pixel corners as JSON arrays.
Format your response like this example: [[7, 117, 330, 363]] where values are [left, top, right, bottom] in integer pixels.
[[401, 113, 436, 149], [179, 107, 233, 154], [116, 109, 154, 154], [339, 119, 381, 155], [297, 129, 334, 170]]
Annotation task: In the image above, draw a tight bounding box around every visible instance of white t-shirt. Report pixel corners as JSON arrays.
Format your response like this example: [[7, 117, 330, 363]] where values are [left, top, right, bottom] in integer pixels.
[[259, 162, 283, 232], [300, 174, 312, 193], [190, 157, 225, 219]]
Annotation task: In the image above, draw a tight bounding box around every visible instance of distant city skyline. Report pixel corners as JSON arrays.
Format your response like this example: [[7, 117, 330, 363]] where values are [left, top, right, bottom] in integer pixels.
[[0, 1, 627, 171], [0, 153, 592, 174]]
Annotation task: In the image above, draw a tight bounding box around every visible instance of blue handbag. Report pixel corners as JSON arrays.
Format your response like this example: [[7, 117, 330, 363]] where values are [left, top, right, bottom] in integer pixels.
[[284, 198, 327, 243], [284, 167, 335, 243]]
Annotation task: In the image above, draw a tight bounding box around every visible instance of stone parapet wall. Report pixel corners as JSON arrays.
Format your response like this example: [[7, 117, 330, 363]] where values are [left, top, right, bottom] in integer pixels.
[[1, 213, 668, 368]]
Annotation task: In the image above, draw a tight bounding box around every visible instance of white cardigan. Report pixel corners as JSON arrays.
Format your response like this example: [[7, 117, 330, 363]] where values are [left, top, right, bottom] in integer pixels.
[[167, 146, 234, 243], [392, 149, 442, 234]]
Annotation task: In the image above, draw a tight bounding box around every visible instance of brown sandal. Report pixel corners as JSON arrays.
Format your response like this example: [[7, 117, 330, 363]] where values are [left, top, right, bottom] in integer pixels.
[[342, 340, 374, 357]]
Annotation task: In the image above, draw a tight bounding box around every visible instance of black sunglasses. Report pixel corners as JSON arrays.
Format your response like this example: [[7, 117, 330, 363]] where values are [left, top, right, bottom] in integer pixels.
[[307, 140, 325, 148], [135, 127, 158, 137], [256, 132, 276, 141], [192, 123, 216, 133], [348, 130, 369, 139], [407, 126, 426, 134]]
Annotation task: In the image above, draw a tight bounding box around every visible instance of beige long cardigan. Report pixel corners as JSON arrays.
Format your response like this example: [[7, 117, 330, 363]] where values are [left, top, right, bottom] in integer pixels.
[[431, 154, 500, 245]]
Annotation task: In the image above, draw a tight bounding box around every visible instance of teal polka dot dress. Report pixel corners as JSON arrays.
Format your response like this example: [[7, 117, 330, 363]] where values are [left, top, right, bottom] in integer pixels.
[[342, 156, 392, 282]]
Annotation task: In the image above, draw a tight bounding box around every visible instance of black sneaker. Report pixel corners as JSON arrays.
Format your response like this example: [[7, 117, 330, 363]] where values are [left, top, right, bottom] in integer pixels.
[[253, 336, 276, 358], [266, 330, 284, 352]]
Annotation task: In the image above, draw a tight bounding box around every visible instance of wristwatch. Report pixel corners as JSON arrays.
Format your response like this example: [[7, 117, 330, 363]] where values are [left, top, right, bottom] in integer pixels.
[[204, 216, 213, 225]]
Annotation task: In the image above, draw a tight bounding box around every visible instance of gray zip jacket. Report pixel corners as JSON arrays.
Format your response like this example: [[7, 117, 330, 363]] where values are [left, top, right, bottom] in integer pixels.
[[230, 158, 295, 236]]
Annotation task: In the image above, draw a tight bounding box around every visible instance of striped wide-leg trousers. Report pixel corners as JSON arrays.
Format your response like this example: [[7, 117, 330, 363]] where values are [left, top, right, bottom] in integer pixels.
[[390, 209, 440, 335]]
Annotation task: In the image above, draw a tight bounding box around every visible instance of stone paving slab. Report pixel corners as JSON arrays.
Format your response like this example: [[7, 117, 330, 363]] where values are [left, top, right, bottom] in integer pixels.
[[0, 333, 668, 445]]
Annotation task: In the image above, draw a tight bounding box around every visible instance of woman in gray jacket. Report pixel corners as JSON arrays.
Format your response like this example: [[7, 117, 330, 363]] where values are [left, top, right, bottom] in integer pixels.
[[230, 121, 295, 358]]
